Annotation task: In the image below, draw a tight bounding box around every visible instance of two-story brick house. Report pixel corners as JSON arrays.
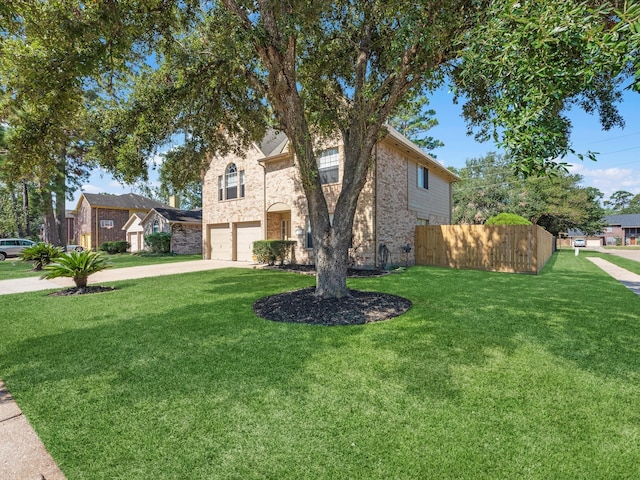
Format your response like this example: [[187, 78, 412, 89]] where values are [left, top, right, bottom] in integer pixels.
[[202, 127, 459, 267], [73, 193, 169, 251]]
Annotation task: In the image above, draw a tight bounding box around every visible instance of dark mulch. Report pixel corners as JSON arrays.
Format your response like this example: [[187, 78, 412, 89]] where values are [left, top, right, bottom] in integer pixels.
[[48, 286, 116, 297], [266, 264, 389, 277], [253, 287, 412, 326]]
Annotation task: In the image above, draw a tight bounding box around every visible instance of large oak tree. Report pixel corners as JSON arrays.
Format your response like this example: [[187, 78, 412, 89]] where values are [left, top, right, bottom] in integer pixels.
[[3, 1, 639, 297]]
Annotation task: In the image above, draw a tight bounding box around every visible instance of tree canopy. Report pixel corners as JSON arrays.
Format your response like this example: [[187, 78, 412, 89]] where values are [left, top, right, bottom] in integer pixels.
[[2, 1, 639, 296]]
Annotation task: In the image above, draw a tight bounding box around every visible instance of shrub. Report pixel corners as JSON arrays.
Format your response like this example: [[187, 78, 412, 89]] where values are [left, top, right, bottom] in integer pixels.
[[485, 213, 532, 226], [145, 232, 171, 253], [99, 241, 130, 254], [41, 250, 112, 288], [19, 242, 64, 271], [253, 240, 296, 265]]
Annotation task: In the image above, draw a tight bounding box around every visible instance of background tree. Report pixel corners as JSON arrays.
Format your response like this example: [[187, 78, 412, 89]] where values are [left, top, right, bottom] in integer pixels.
[[450, 153, 515, 224], [388, 95, 444, 156], [451, 152, 606, 235], [604, 190, 637, 213]]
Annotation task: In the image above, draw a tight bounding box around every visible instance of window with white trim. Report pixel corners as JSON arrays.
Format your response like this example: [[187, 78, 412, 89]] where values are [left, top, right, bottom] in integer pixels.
[[225, 163, 238, 199], [418, 165, 428, 189], [417, 218, 429, 226], [218, 176, 223, 201], [240, 170, 245, 198], [318, 147, 339, 184], [100, 220, 114, 228]]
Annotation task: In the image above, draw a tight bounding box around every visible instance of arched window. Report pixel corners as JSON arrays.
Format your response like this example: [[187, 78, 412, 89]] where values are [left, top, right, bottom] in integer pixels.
[[226, 163, 238, 199]]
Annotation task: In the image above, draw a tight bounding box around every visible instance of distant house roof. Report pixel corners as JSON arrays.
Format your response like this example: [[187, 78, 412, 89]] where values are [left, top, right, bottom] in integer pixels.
[[567, 228, 586, 237], [74, 193, 168, 212], [142, 207, 202, 226], [604, 214, 640, 228]]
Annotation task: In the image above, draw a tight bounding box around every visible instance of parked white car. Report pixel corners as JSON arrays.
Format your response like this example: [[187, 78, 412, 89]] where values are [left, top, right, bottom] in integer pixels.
[[0, 238, 36, 261], [574, 238, 586, 247]]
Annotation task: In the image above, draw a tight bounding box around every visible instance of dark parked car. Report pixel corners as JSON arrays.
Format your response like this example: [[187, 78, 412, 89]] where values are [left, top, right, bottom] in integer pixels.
[[0, 238, 36, 260], [573, 238, 586, 247]]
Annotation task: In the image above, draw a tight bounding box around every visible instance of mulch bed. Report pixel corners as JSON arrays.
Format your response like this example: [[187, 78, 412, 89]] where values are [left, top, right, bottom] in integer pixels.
[[266, 264, 389, 278], [48, 286, 116, 297], [253, 287, 412, 326]]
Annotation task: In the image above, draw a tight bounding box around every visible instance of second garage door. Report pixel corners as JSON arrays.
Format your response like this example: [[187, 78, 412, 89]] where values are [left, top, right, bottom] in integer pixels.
[[236, 221, 262, 262]]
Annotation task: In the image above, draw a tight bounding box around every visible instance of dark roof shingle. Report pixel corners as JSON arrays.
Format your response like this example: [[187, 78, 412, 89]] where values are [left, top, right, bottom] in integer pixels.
[[81, 193, 168, 210]]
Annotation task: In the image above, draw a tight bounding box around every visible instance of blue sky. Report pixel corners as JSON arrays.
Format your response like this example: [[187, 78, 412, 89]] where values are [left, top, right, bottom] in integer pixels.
[[67, 86, 640, 209]]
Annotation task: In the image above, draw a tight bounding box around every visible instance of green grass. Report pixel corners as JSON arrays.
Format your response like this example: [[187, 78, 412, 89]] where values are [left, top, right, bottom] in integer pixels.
[[1, 250, 639, 479], [103, 252, 202, 269], [0, 258, 42, 279], [0, 253, 201, 281]]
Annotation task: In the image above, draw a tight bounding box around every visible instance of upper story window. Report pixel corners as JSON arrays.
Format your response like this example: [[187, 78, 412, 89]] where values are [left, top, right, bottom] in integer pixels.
[[318, 147, 339, 184], [219, 163, 245, 201], [153, 220, 160, 233], [226, 163, 238, 199], [418, 165, 429, 189]]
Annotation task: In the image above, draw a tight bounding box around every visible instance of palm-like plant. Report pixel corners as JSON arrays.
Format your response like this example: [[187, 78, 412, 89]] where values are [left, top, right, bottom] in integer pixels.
[[41, 250, 112, 288], [20, 242, 64, 271]]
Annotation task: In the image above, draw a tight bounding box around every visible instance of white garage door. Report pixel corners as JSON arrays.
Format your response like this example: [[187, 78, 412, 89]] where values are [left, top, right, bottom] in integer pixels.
[[586, 239, 601, 247], [128, 232, 141, 252], [236, 221, 262, 262], [209, 224, 231, 260]]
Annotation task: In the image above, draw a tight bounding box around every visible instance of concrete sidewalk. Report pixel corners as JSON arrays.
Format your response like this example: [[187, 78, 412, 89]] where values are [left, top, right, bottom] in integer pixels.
[[1, 381, 66, 480], [1, 259, 253, 478], [587, 256, 640, 296]]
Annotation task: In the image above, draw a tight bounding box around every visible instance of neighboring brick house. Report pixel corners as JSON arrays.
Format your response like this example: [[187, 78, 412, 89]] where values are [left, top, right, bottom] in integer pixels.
[[137, 207, 203, 255], [72, 193, 168, 251], [202, 127, 458, 267], [601, 214, 640, 246]]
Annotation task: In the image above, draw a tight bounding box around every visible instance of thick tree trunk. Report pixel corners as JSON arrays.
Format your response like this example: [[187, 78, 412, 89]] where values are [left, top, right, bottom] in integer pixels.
[[22, 181, 30, 237]]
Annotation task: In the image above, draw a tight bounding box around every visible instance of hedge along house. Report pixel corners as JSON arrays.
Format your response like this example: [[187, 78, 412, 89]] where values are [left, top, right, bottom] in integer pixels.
[[138, 207, 203, 255], [202, 126, 458, 267], [73, 193, 169, 251]]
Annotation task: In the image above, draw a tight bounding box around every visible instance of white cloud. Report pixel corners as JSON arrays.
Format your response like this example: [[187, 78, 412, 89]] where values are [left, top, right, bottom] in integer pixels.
[[569, 163, 640, 199]]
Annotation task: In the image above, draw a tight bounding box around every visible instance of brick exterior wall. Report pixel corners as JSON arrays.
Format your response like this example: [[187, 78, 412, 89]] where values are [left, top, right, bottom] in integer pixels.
[[171, 224, 203, 255], [202, 136, 455, 267], [141, 212, 202, 255], [375, 143, 417, 267], [73, 198, 141, 250]]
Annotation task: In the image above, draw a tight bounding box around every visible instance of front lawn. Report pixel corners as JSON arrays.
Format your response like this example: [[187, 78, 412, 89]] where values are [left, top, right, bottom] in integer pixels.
[[1, 251, 639, 479]]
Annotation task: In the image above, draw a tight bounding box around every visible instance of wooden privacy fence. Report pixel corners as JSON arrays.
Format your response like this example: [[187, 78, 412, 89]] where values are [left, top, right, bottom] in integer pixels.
[[415, 225, 555, 274]]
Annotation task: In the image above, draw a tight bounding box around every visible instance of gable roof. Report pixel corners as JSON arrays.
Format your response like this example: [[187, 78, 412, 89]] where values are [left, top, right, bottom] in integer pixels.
[[604, 214, 640, 227], [382, 125, 459, 182], [256, 129, 289, 157], [122, 212, 145, 231], [75, 193, 169, 212], [141, 207, 202, 226], [254, 126, 459, 183]]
